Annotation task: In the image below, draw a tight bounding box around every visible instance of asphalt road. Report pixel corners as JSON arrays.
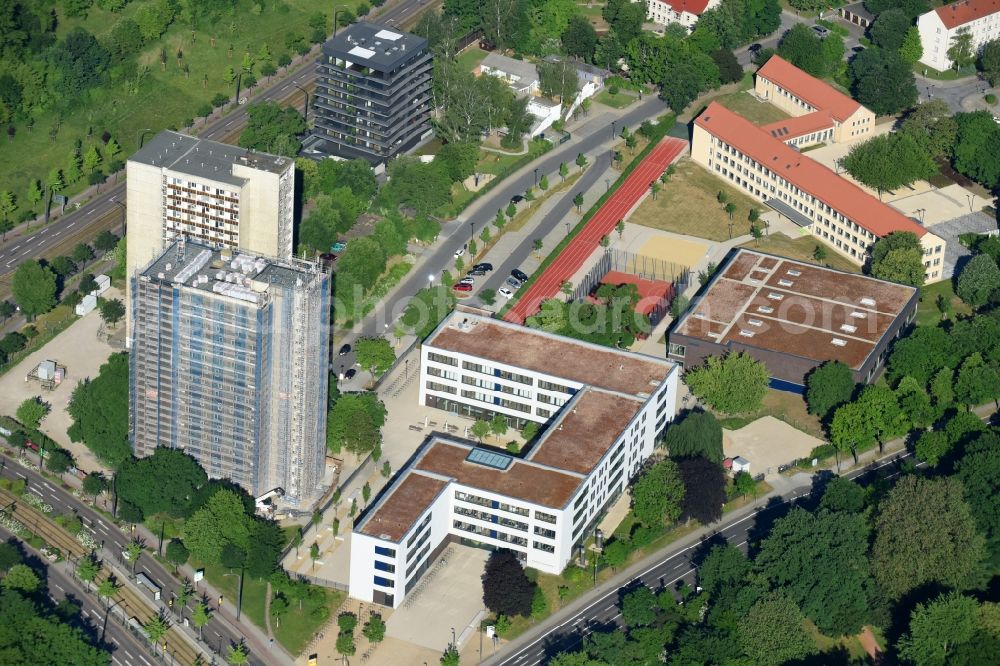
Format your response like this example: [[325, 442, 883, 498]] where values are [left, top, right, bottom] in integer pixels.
[[0, 0, 429, 278], [0, 525, 158, 666], [341, 94, 673, 349], [0, 459, 276, 666], [488, 450, 921, 666]]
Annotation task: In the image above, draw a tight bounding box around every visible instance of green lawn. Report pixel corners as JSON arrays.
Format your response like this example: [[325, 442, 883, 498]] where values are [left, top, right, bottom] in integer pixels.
[[456, 46, 489, 72], [594, 89, 636, 109], [916, 279, 971, 327], [914, 62, 978, 80], [273, 587, 346, 655], [3, 0, 338, 221], [717, 389, 826, 440], [715, 90, 791, 125], [740, 232, 862, 275]]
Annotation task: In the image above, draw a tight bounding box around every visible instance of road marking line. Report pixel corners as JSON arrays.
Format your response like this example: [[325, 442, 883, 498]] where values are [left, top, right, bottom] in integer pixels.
[[87, 210, 96, 215], [67, 222, 76, 228], [10, 245, 20, 251]]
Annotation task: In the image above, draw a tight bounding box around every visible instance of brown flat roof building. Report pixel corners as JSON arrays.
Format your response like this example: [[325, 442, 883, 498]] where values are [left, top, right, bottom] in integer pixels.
[[668, 249, 918, 387]]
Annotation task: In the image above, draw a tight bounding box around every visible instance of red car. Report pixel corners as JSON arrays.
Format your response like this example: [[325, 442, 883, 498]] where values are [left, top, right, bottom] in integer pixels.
[[452, 283, 473, 292]]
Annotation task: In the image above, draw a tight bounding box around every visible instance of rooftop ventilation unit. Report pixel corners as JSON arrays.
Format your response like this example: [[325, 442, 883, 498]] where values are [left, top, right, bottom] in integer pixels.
[[831, 338, 848, 347], [757, 306, 774, 314], [767, 292, 784, 301], [739, 330, 755, 338], [859, 297, 876, 307], [850, 311, 867, 319], [747, 318, 763, 327], [778, 279, 794, 287], [786, 269, 801, 277], [840, 324, 857, 334]]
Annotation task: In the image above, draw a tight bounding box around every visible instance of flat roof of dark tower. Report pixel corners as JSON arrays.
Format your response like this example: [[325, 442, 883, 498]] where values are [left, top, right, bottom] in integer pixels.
[[321, 21, 427, 70]]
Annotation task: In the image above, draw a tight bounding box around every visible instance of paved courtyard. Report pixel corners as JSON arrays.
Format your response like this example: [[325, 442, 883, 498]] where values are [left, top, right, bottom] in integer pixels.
[[0, 287, 122, 474], [723, 416, 823, 479]]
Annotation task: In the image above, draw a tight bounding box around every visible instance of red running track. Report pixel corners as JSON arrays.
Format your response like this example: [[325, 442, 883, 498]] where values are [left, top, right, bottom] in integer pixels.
[[504, 137, 688, 324]]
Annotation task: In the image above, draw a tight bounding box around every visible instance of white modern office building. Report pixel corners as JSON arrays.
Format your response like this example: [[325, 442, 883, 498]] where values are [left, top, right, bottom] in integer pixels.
[[918, 0, 1000, 71], [349, 309, 679, 608]]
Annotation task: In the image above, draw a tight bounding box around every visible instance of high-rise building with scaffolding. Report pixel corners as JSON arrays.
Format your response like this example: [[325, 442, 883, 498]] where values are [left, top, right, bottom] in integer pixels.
[[129, 239, 330, 506]]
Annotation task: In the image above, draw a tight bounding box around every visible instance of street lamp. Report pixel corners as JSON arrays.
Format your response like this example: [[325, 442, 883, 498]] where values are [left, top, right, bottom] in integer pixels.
[[611, 120, 616, 140], [451, 626, 456, 646], [565, 221, 570, 236], [111, 197, 127, 236], [293, 81, 310, 121], [967, 194, 975, 213], [533, 168, 538, 187], [470, 221, 475, 242]]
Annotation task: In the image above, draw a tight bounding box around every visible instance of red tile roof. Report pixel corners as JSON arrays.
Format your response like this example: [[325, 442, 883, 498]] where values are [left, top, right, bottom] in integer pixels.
[[756, 55, 862, 122], [655, 0, 713, 14], [761, 111, 836, 141], [935, 0, 1000, 29], [695, 102, 927, 239]]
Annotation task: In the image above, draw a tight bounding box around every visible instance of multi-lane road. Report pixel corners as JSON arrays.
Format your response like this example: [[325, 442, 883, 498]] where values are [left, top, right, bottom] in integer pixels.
[[0, 457, 277, 666], [0, 0, 431, 283], [0, 525, 157, 666], [487, 450, 922, 666]]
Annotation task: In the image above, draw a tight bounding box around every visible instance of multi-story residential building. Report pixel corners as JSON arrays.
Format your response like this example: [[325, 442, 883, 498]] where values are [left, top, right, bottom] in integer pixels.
[[754, 55, 875, 147], [668, 249, 919, 388], [312, 22, 432, 163], [918, 0, 1000, 72], [645, 0, 721, 31], [691, 102, 947, 281], [350, 308, 679, 608], [126, 131, 295, 335], [130, 239, 330, 506]]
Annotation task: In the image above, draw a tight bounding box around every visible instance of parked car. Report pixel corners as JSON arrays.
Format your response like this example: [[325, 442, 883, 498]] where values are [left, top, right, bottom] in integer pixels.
[[453, 283, 473, 292], [459, 277, 475, 286], [505, 276, 522, 290], [748, 43, 762, 53], [454, 246, 466, 258], [510, 195, 525, 205], [473, 263, 494, 272], [467, 268, 487, 277], [498, 287, 514, 299], [811, 25, 830, 38], [511, 268, 529, 283], [338, 344, 351, 356], [852, 46, 865, 53], [344, 368, 357, 380]]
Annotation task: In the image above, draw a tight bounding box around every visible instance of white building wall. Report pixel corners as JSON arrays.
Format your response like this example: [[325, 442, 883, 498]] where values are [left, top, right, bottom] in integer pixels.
[[919, 8, 1000, 71]]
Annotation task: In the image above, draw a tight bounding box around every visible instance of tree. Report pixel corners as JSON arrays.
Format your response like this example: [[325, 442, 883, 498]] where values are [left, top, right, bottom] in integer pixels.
[[97, 578, 119, 607], [872, 476, 987, 599], [898, 591, 979, 666], [46, 449, 73, 477], [16, 397, 49, 430], [489, 414, 508, 439], [226, 642, 249, 665], [0, 191, 16, 238], [50, 256, 76, 277], [915, 430, 951, 467], [620, 586, 658, 628], [440, 644, 461, 666], [956, 432, 1000, 544], [355, 337, 396, 378], [75, 556, 100, 590], [327, 392, 386, 455], [482, 549, 534, 617], [82, 472, 107, 504], [72, 244, 93, 265], [2, 564, 39, 593], [953, 110, 1000, 188], [871, 9, 911, 51], [869, 231, 925, 286], [662, 410, 723, 462], [115, 445, 209, 518], [575, 153, 587, 169], [183, 490, 252, 565], [840, 133, 937, 197], [99, 298, 126, 328], [538, 59, 580, 105], [239, 101, 306, 156], [820, 476, 865, 513], [572, 192, 584, 212], [896, 376, 935, 428], [192, 602, 212, 640], [900, 99, 958, 159], [737, 593, 814, 666], [11, 260, 56, 320], [900, 26, 923, 63], [93, 230, 118, 253], [954, 352, 1000, 407], [849, 47, 918, 115], [470, 419, 491, 443], [165, 539, 189, 572], [755, 508, 872, 636], [562, 15, 597, 60], [631, 459, 684, 527], [677, 456, 725, 524], [684, 352, 768, 414], [805, 361, 855, 419], [981, 38, 1000, 86], [948, 29, 975, 71], [778, 24, 841, 78], [363, 614, 386, 644], [957, 254, 1000, 307]]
